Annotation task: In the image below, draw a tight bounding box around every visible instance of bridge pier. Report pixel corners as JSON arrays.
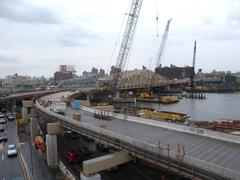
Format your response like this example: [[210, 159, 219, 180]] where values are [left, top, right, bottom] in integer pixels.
[[45, 122, 63, 168], [22, 100, 34, 123], [22, 107, 29, 123], [30, 117, 38, 141], [46, 134, 58, 167]]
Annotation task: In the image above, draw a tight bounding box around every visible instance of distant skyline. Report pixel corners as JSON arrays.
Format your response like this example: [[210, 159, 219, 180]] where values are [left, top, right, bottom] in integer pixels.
[[0, 0, 240, 78]]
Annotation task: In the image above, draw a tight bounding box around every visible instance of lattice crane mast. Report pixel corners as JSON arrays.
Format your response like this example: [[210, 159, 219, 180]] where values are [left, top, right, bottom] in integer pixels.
[[190, 40, 197, 89], [151, 19, 172, 87], [155, 18, 172, 69], [112, 0, 143, 93]]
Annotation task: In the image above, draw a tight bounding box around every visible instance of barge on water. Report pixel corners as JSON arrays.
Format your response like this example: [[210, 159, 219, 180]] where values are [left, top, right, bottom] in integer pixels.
[[137, 109, 190, 121]]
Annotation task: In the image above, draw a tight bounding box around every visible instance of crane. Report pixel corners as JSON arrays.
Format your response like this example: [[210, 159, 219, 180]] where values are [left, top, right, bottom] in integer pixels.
[[190, 40, 197, 89], [155, 18, 172, 69], [112, 0, 143, 95], [151, 19, 172, 87]]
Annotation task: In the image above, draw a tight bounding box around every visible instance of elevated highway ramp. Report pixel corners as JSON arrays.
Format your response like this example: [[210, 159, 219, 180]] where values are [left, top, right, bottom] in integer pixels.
[[36, 91, 240, 180]]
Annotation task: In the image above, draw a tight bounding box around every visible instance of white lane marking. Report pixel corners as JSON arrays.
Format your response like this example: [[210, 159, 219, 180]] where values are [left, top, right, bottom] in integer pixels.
[[3, 178, 5, 180], [2, 154, 4, 160]]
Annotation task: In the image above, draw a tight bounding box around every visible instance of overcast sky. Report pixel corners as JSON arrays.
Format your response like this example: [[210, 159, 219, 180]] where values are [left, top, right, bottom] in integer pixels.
[[0, 0, 239, 78]]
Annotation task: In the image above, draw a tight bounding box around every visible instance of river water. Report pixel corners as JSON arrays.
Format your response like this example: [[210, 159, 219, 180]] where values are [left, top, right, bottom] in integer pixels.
[[137, 92, 240, 121]]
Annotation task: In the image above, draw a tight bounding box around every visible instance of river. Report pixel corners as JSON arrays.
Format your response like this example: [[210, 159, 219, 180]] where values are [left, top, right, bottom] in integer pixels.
[[137, 92, 240, 121]]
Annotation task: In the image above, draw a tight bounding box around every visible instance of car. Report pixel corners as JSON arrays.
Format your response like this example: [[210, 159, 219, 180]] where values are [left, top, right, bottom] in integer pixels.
[[0, 118, 6, 124], [65, 150, 80, 163], [0, 113, 4, 118], [0, 124, 5, 132], [7, 114, 14, 121], [7, 144, 17, 157], [0, 134, 8, 142]]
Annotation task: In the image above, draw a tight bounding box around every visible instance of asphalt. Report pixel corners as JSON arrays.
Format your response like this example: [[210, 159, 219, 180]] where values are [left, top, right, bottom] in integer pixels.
[[18, 123, 62, 180], [0, 119, 24, 180]]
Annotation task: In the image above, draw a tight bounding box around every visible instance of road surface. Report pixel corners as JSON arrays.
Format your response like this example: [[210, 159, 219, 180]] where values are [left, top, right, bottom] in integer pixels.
[[0, 119, 24, 180]]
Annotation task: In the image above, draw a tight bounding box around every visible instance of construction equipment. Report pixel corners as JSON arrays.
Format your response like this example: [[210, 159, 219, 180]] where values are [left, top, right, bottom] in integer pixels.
[[190, 40, 197, 89], [112, 0, 143, 95], [151, 19, 172, 87], [155, 19, 172, 69]]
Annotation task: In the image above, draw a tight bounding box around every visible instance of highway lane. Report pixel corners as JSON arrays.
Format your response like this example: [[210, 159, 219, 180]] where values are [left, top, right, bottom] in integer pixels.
[[0, 119, 24, 180]]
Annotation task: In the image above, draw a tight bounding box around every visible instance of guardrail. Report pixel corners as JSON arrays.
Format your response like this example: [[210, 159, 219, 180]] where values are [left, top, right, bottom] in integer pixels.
[[34, 100, 239, 180]]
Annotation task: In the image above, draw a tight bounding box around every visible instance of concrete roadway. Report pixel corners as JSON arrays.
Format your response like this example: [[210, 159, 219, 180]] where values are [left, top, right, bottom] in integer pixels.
[[42, 91, 240, 178], [0, 119, 24, 180]]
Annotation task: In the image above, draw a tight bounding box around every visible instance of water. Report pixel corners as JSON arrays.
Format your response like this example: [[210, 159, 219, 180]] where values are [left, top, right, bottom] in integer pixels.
[[137, 92, 240, 121]]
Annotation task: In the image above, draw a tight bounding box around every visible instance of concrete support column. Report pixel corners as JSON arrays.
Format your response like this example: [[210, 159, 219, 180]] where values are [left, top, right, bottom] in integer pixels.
[[22, 107, 28, 123], [30, 117, 38, 141], [86, 94, 90, 100], [30, 108, 37, 118], [46, 134, 58, 167], [12, 100, 17, 112]]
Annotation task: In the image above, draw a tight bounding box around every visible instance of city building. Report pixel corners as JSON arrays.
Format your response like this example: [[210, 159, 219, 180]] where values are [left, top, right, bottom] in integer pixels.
[[155, 64, 194, 80]]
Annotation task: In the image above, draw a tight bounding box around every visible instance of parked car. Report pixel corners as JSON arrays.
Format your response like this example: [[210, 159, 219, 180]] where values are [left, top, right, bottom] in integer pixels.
[[65, 151, 80, 163], [0, 134, 7, 142], [7, 144, 17, 157]]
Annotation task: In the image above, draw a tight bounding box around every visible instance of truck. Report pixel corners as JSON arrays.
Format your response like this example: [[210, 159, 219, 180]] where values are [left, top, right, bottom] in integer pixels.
[[50, 102, 66, 115]]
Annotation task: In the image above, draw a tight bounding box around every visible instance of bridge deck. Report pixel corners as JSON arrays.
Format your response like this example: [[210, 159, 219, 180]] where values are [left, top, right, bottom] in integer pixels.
[[42, 92, 240, 178]]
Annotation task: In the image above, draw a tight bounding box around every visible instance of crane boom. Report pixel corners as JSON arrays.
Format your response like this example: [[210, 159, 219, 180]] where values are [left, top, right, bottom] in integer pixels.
[[113, 0, 143, 90], [190, 40, 197, 88], [150, 19, 171, 87], [155, 18, 172, 68], [192, 40, 196, 68]]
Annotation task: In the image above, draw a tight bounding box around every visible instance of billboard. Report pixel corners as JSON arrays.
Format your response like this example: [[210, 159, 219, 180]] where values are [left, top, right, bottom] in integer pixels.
[[59, 65, 75, 72]]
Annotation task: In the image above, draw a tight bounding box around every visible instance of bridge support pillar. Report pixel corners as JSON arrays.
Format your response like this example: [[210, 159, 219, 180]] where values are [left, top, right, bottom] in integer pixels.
[[46, 134, 58, 167], [30, 108, 37, 118], [22, 107, 29, 123], [80, 173, 101, 180], [22, 100, 33, 123], [30, 117, 38, 141]]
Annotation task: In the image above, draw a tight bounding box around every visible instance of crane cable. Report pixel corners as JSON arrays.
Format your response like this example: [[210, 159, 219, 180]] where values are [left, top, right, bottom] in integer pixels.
[[107, 11, 127, 74], [156, 0, 159, 37]]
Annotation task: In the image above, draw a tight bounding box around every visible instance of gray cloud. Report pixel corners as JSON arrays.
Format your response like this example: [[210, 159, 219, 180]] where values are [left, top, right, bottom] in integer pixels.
[[57, 25, 99, 47], [0, 0, 60, 24], [0, 55, 20, 64]]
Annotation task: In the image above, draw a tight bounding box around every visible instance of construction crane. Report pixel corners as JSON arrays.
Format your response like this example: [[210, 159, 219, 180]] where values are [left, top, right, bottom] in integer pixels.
[[151, 19, 172, 87], [155, 18, 172, 69], [190, 40, 197, 89], [112, 0, 143, 95]]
